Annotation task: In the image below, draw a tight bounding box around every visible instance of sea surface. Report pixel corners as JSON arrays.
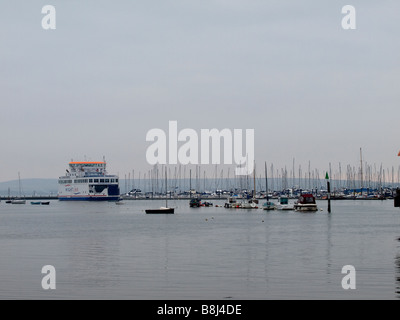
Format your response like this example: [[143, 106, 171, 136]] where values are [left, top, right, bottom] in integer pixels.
[[0, 199, 399, 300]]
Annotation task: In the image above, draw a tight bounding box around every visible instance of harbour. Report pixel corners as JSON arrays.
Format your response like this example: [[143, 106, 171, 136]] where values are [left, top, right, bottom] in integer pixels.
[[0, 194, 393, 202], [2, 0, 400, 304], [0, 160, 399, 301]]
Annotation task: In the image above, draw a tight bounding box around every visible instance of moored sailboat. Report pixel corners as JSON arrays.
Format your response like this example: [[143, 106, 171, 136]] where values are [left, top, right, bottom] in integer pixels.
[[263, 162, 276, 211], [146, 168, 175, 214], [11, 172, 26, 204]]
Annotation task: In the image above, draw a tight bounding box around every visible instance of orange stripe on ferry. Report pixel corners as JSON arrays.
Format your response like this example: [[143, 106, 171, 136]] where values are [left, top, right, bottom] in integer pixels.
[[69, 162, 105, 164]]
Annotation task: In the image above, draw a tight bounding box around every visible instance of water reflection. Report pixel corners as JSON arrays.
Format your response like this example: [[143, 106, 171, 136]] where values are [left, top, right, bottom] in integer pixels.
[[325, 212, 332, 280], [395, 237, 400, 298]]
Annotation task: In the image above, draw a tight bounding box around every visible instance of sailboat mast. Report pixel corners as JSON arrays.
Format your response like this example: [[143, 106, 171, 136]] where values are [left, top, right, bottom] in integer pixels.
[[265, 162, 269, 201], [18, 172, 22, 197], [165, 167, 168, 208], [360, 147, 363, 196], [189, 169, 192, 199], [253, 161, 256, 199]]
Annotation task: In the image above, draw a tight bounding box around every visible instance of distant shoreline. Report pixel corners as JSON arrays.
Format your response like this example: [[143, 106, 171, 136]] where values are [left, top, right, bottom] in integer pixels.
[[0, 196, 390, 201]]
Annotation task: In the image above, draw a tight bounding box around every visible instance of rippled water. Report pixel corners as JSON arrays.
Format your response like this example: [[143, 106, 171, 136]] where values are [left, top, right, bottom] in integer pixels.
[[0, 199, 399, 300]]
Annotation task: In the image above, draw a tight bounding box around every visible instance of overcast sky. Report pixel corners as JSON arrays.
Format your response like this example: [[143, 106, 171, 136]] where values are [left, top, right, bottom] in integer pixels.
[[0, 1, 399, 182]]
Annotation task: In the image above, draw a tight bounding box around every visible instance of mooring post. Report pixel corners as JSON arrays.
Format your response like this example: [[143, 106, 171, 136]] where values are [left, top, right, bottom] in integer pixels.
[[326, 172, 331, 213], [394, 188, 400, 208]]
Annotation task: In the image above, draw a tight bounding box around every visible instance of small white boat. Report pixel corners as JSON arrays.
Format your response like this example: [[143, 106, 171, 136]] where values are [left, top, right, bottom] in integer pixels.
[[11, 199, 26, 204], [224, 197, 258, 209], [276, 196, 294, 211], [294, 194, 318, 212], [263, 201, 276, 211], [240, 199, 258, 209], [224, 197, 239, 208]]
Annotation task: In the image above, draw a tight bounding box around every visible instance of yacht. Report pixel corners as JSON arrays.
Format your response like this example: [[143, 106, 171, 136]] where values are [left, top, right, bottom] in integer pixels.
[[294, 194, 318, 212]]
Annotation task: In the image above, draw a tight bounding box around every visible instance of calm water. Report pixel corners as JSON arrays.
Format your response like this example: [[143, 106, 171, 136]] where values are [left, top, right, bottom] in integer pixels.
[[0, 199, 399, 300]]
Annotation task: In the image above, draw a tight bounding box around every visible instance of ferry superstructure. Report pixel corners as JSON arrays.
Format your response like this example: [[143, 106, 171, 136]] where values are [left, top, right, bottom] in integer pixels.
[[58, 161, 120, 201]]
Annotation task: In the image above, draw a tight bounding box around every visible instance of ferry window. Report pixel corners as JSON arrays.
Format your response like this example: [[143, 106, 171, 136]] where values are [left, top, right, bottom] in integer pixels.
[[94, 179, 99, 183], [116, 179, 119, 183], [100, 179, 105, 183], [89, 179, 93, 183], [105, 179, 109, 183]]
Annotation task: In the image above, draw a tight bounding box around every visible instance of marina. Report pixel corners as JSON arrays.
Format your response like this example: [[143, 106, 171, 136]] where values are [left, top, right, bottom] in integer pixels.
[[2, 155, 399, 204]]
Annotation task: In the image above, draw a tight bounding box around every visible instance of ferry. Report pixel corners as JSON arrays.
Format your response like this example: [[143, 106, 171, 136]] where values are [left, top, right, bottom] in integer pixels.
[[58, 161, 120, 201]]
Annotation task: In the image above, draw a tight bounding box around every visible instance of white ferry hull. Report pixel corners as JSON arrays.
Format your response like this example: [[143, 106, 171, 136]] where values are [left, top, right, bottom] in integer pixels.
[[58, 195, 120, 201], [58, 183, 120, 201]]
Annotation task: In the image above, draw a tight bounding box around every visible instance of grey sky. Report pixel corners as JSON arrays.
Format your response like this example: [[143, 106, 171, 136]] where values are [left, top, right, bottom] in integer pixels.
[[1, 1, 399, 182]]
